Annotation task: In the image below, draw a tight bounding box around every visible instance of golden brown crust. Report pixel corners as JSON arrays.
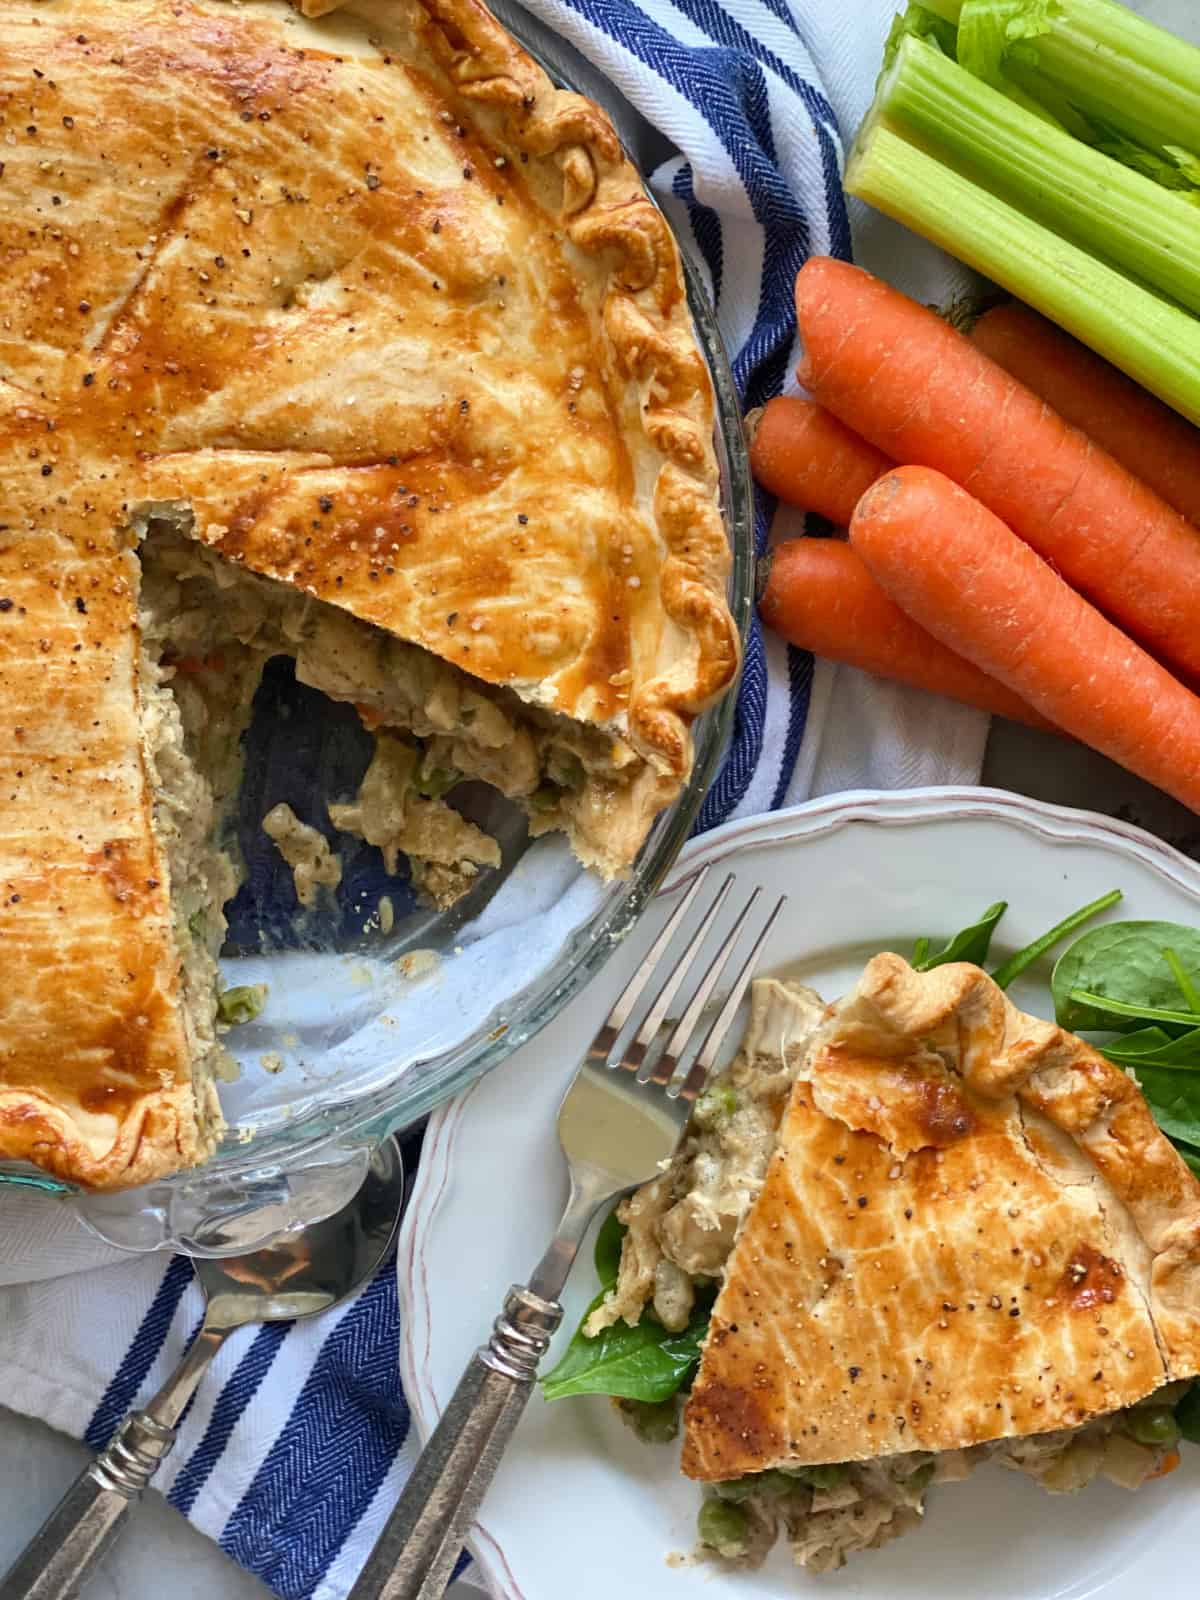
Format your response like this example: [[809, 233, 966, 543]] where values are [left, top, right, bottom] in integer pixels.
[[0, 0, 734, 1189], [682, 955, 1200, 1480], [132, 0, 736, 775]]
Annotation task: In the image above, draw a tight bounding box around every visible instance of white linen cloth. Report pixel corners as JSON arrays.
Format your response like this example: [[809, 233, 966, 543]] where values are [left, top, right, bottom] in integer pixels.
[[0, 0, 1009, 1594]]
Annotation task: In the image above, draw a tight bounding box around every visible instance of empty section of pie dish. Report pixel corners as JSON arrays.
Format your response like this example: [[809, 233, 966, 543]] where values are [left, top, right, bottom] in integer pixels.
[[0, 0, 753, 1249]]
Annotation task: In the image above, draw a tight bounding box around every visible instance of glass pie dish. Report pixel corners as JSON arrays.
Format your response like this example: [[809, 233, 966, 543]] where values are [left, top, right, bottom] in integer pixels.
[[0, 4, 754, 1254]]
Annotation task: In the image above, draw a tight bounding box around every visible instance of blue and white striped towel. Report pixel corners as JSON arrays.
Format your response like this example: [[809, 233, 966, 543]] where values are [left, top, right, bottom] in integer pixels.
[[0, 2, 988, 1595]]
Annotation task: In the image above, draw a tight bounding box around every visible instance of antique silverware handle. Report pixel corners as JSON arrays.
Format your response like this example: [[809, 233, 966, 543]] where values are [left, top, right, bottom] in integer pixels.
[[0, 1321, 229, 1600], [348, 1284, 563, 1600], [0, 1410, 177, 1600]]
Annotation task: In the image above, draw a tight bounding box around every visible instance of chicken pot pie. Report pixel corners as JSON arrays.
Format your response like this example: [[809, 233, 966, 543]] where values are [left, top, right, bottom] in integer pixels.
[[594, 957, 1200, 1572], [0, 0, 737, 1189]]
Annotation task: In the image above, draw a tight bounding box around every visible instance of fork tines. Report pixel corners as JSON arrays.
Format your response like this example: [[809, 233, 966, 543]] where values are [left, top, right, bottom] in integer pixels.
[[596, 865, 786, 1102]]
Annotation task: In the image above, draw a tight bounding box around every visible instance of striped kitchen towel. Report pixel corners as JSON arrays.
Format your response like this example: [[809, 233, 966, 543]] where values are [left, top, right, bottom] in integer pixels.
[[0, 1, 986, 1596]]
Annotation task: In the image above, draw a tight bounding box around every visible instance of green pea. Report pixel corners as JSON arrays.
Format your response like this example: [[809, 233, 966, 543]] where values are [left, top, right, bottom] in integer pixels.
[[755, 1470, 798, 1498], [547, 750, 586, 790], [697, 1497, 748, 1556], [713, 1469, 796, 1502], [618, 1397, 679, 1443], [904, 1461, 936, 1492], [694, 1084, 739, 1126], [528, 783, 562, 813], [415, 766, 460, 800], [711, 1476, 759, 1502], [782, 1462, 849, 1490], [1124, 1408, 1181, 1447], [217, 984, 267, 1026]]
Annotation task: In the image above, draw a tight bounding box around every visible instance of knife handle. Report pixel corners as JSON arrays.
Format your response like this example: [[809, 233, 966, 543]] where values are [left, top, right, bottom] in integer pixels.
[[0, 1410, 176, 1600], [347, 1285, 561, 1600]]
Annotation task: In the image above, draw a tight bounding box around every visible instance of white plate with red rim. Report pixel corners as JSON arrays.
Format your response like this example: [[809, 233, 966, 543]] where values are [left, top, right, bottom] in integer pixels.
[[399, 787, 1200, 1600]]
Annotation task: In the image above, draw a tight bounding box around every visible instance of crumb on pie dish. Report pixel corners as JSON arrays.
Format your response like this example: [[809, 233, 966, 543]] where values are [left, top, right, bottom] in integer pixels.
[[0, 0, 738, 1190]]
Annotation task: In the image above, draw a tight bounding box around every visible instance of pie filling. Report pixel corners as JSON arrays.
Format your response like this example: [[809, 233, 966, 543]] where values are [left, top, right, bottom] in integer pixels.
[[594, 979, 1184, 1574], [133, 508, 668, 1107]]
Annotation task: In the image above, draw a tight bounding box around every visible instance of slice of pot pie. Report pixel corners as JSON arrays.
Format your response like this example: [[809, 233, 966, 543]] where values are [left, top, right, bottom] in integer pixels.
[[0, 0, 737, 1189], [593, 958, 1200, 1572]]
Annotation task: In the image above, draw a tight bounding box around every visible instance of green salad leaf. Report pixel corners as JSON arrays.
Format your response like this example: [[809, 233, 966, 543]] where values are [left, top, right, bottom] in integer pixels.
[[540, 1291, 713, 1403], [1098, 1025, 1200, 1071], [542, 1207, 713, 1403], [1121, 1067, 1200, 1153], [594, 1209, 625, 1290], [1052, 922, 1200, 1033], [912, 901, 1007, 971], [989, 889, 1121, 991]]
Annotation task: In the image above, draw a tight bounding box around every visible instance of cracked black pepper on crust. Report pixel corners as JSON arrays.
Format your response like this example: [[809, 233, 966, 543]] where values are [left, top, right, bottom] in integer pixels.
[[0, 0, 737, 1189]]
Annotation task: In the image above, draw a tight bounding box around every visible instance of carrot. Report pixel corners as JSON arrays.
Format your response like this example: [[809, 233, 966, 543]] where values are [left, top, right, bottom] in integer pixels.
[[796, 257, 1200, 685], [1149, 1448, 1181, 1480], [971, 302, 1200, 527], [170, 652, 227, 675], [759, 539, 1051, 729], [747, 397, 892, 524], [850, 467, 1200, 817]]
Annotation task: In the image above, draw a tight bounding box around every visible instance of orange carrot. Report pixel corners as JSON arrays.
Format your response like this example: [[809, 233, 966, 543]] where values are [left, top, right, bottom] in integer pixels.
[[170, 652, 227, 675], [1149, 1448, 1181, 1480], [796, 257, 1200, 685], [850, 467, 1200, 816], [759, 539, 1051, 729], [972, 302, 1200, 528], [747, 397, 892, 524]]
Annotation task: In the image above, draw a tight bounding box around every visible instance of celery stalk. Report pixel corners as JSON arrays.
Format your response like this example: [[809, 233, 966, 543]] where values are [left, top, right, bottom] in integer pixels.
[[870, 35, 1200, 316], [844, 122, 1200, 425], [926, 0, 1200, 153]]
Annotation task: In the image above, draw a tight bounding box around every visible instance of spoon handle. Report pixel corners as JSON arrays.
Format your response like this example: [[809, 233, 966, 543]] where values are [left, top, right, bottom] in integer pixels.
[[0, 1321, 230, 1600], [0, 1410, 175, 1600], [348, 1284, 562, 1600]]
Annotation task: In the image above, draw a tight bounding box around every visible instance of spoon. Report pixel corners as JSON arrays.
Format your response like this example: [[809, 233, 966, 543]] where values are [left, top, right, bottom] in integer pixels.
[[0, 1136, 406, 1600]]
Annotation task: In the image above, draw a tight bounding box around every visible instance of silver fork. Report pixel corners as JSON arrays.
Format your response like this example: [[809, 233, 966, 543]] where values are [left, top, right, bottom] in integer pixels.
[[348, 866, 785, 1600]]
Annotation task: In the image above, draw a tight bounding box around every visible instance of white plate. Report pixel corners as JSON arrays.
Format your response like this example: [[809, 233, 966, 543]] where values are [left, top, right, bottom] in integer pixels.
[[399, 788, 1200, 1600]]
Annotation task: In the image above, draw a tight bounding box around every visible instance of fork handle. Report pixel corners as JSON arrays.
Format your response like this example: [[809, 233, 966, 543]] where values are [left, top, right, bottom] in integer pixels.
[[347, 1285, 562, 1600]]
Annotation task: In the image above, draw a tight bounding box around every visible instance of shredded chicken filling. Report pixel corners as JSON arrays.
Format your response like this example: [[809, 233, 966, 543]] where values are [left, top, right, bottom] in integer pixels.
[[134, 635, 239, 1115], [136, 519, 655, 905], [596, 978, 1187, 1575]]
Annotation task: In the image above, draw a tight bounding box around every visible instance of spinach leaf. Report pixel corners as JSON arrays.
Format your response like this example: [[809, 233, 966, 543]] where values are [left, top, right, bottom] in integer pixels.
[[1068, 991, 1200, 1029], [594, 1209, 625, 1290], [1099, 1026, 1200, 1071], [913, 901, 1007, 972], [989, 890, 1122, 991], [541, 1290, 713, 1403], [1052, 922, 1200, 1033], [1121, 1067, 1200, 1152], [1176, 1381, 1200, 1444]]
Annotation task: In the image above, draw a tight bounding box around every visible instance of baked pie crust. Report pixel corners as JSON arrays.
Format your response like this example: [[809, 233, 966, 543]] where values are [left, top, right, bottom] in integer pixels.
[[683, 954, 1200, 1479], [0, 0, 737, 1187]]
